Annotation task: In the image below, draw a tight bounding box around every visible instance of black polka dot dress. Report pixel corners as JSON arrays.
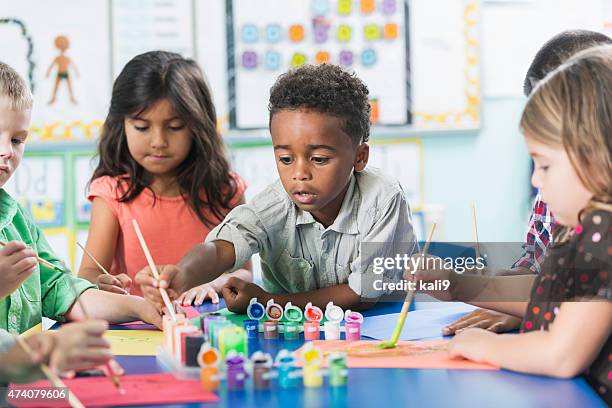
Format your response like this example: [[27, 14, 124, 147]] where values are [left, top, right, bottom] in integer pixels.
[[521, 209, 611, 405]]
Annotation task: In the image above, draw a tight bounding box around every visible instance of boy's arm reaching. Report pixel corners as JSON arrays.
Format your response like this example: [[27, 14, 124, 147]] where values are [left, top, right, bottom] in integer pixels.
[[221, 277, 364, 313]]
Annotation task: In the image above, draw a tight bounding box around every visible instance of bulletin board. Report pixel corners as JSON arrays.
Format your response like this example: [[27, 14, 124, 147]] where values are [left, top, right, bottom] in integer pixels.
[[227, 0, 411, 128], [2, 151, 95, 271]]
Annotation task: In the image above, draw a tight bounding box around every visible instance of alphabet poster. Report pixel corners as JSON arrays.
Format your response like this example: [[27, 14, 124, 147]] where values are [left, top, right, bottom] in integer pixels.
[[3, 155, 65, 227]]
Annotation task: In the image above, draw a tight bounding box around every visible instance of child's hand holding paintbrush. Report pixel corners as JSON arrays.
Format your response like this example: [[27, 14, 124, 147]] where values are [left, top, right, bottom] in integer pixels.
[[0, 240, 57, 299]]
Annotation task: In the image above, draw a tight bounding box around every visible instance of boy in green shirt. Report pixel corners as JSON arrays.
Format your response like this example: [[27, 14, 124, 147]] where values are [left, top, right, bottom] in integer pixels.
[[0, 62, 162, 334]]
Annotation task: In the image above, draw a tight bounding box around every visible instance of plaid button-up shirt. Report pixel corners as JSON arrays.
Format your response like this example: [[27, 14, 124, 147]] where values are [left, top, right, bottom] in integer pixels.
[[512, 194, 555, 274]]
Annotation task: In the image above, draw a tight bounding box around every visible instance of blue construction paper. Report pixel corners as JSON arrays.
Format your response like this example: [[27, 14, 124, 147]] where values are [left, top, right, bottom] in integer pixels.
[[360, 303, 477, 340]]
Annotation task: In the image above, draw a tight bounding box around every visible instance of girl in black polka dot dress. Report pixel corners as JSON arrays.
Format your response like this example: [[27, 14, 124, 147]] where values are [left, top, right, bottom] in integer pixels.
[[426, 45, 612, 404]]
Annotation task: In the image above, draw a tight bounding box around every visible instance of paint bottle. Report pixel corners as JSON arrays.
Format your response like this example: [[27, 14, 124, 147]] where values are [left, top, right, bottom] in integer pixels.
[[209, 319, 231, 349], [275, 349, 300, 388], [344, 310, 364, 341], [328, 352, 348, 387], [244, 298, 265, 339], [264, 299, 283, 339], [202, 313, 224, 342], [323, 301, 344, 340], [198, 343, 220, 391], [304, 302, 323, 341], [219, 326, 247, 360], [225, 351, 247, 391], [251, 351, 273, 389], [283, 302, 303, 340], [301, 342, 323, 388]]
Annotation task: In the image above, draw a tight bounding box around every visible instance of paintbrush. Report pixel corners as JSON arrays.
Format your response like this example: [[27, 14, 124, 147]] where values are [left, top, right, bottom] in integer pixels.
[[0, 240, 63, 272], [15, 335, 85, 408], [131, 219, 178, 323], [378, 223, 436, 349]]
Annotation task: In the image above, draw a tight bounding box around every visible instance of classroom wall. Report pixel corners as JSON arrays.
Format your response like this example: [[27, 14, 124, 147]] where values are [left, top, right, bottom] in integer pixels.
[[423, 97, 529, 243]]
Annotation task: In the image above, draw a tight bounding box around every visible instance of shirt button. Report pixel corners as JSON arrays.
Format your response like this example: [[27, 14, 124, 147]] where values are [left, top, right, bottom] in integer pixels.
[[10, 315, 17, 324]]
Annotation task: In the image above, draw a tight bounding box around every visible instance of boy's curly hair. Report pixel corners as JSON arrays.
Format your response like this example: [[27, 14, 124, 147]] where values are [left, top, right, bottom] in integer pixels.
[[268, 64, 370, 145]]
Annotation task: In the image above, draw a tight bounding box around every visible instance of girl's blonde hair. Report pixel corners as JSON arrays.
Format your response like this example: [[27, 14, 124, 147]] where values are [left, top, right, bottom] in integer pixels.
[[520, 44, 612, 220]]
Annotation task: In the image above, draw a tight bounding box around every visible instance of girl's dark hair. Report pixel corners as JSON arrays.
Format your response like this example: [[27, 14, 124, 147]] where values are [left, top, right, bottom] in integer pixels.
[[91, 51, 237, 227]]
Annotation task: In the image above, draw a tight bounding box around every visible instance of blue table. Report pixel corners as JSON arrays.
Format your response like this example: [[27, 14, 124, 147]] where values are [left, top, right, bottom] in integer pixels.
[[110, 300, 605, 408]]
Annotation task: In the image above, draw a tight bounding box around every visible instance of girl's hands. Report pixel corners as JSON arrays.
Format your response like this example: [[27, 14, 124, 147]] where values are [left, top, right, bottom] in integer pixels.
[[447, 328, 497, 363], [177, 283, 219, 306], [96, 273, 132, 295]]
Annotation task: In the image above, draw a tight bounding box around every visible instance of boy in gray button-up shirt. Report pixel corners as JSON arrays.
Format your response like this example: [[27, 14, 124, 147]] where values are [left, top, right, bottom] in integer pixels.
[[137, 64, 417, 312]]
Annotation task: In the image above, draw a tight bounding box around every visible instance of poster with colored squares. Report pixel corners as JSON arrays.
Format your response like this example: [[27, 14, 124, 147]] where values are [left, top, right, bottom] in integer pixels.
[[228, 0, 410, 129]]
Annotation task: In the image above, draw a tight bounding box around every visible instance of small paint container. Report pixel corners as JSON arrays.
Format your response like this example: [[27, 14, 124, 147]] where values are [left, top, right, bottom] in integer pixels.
[[262, 299, 283, 340], [304, 302, 323, 341], [219, 326, 247, 359], [247, 298, 265, 321], [251, 351, 273, 389], [283, 302, 303, 322], [263, 320, 279, 339], [328, 352, 348, 387], [284, 322, 300, 340], [324, 301, 344, 340], [301, 343, 323, 388], [200, 366, 220, 391], [225, 352, 247, 391], [276, 349, 300, 388], [243, 319, 259, 339], [202, 314, 224, 341], [344, 310, 364, 341], [283, 302, 303, 340], [209, 320, 232, 348], [265, 299, 284, 321], [198, 343, 221, 391]]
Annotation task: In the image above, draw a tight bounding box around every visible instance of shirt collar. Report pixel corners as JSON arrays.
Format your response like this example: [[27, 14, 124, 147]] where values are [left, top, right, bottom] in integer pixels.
[[295, 173, 359, 235], [0, 190, 18, 230]]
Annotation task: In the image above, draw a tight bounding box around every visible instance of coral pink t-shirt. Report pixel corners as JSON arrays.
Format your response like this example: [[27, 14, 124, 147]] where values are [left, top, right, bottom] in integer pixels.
[[87, 173, 247, 296]]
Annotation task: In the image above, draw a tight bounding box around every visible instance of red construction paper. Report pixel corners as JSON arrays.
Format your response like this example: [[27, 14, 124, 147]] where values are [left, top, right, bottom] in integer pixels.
[[8, 373, 218, 407], [295, 340, 498, 370]]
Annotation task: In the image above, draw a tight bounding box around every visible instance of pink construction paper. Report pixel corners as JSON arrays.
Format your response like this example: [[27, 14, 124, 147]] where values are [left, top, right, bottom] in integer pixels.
[[295, 340, 498, 370], [8, 373, 218, 407], [182, 306, 200, 319]]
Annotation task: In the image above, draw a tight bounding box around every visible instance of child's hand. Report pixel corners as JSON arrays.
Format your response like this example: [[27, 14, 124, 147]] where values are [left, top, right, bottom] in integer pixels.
[[221, 277, 267, 313], [443, 308, 522, 336], [2, 332, 58, 383], [403, 254, 455, 301], [49, 320, 112, 374], [0, 241, 38, 300], [96, 273, 131, 295], [177, 283, 219, 306], [136, 298, 163, 329], [447, 328, 496, 363], [135, 264, 183, 309]]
